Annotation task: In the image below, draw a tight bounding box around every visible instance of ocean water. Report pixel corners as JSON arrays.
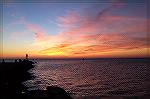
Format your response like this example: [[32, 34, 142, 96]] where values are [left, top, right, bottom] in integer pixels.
[[24, 58, 149, 98]]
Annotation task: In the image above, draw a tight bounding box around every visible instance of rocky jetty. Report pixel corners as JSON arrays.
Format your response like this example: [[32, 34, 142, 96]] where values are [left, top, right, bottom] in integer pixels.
[[0, 59, 72, 99]]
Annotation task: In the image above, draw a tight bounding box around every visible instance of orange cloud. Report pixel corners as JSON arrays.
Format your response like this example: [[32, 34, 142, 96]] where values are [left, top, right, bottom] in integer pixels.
[[23, 5, 149, 58], [4, 2, 149, 58], [38, 14, 148, 57]]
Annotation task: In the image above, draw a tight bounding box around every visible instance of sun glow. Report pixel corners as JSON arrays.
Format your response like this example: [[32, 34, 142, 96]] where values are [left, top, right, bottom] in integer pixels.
[[2, 2, 149, 58]]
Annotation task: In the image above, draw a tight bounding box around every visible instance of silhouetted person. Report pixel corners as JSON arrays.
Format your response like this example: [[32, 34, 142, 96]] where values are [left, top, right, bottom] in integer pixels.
[[26, 54, 28, 60]]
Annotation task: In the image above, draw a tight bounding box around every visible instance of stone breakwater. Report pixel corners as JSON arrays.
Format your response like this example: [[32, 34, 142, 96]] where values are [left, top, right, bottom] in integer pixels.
[[0, 60, 72, 99]]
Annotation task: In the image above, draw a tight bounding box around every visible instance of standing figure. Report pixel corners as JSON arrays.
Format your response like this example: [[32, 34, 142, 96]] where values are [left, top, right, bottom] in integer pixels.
[[26, 54, 28, 60]]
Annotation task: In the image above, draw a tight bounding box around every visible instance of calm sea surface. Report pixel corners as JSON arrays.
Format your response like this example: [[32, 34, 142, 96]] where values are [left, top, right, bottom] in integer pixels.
[[24, 58, 149, 98]]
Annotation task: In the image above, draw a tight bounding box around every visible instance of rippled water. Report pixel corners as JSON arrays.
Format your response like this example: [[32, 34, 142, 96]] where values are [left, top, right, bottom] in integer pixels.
[[24, 58, 149, 98]]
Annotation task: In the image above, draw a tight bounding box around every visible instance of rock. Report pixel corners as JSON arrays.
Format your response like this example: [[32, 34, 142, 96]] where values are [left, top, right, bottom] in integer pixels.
[[46, 86, 72, 99], [24, 86, 73, 99]]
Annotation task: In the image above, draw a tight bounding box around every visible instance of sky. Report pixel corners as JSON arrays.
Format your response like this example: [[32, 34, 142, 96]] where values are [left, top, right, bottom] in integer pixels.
[[1, 0, 149, 58]]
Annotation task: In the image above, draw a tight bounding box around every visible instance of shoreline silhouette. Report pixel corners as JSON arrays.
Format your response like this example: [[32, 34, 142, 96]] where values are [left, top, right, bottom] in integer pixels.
[[0, 55, 72, 99]]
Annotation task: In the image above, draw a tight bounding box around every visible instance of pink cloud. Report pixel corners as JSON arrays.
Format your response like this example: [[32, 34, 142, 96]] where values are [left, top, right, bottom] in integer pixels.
[[11, 5, 146, 57], [25, 23, 48, 41], [10, 16, 49, 42], [57, 11, 148, 44], [39, 10, 148, 55], [58, 10, 81, 28]]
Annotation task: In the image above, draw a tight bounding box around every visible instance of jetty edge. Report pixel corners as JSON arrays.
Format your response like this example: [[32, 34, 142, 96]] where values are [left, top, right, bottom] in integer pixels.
[[0, 56, 72, 99]]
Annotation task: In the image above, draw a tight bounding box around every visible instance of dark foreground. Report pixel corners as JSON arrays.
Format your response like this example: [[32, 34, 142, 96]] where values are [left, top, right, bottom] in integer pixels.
[[0, 59, 149, 99], [0, 60, 72, 99]]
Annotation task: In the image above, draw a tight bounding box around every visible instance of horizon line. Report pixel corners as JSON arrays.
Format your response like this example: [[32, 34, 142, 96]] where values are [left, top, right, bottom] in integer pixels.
[[0, 57, 149, 60]]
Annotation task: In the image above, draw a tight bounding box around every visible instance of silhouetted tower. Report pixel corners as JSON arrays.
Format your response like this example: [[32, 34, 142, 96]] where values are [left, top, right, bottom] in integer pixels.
[[26, 54, 28, 60]]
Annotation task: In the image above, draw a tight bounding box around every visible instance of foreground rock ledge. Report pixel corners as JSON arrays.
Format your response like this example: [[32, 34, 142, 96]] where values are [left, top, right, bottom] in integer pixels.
[[0, 60, 72, 99], [24, 86, 73, 99]]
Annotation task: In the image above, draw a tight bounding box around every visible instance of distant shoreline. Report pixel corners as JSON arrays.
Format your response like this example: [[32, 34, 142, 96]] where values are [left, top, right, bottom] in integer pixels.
[[0, 57, 149, 60]]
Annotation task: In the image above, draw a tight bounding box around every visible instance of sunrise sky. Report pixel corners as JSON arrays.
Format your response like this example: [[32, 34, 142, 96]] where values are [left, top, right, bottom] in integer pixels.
[[1, 0, 149, 58]]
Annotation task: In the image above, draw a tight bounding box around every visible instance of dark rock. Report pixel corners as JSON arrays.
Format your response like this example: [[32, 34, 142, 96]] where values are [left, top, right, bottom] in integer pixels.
[[46, 86, 72, 99], [24, 86, 73, 99], [0, 60, 73, 99], [0, 60, 35, 99]]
